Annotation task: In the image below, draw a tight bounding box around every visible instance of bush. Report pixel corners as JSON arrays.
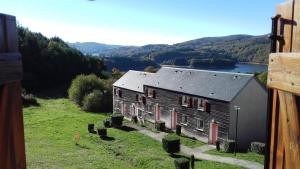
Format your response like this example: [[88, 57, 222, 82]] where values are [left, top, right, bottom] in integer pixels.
[[88, 123, 94, 133], [103, 118, 112, 128], [131, 115, 138, 123], [216, 140, 220, 151], [111, 114, 124, 127], [174, 158, 189, 169], [155, 120, 165, 131], [224, 140, 236, 153], [251, 142, 266, 155], [68, 74, 104, 106], [82, 90, 103, 112], [22, 92, 39, 107], [97, 127, 107, 137], [176, 124, 181, 135], [162, 135, 180, 154]]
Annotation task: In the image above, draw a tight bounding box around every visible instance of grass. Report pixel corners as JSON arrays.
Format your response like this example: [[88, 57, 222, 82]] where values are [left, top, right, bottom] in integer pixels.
[[24, 98, 246, 169], [206, 149, 265, 165], [167, 133, 206, 148]]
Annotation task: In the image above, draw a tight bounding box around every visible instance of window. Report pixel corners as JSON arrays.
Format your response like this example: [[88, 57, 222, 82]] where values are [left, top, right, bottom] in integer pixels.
[[181, 115, 188, 125], [137, 109, 143, 118], [197, 99, 205, 111], [196, 119, 204, 131], [147, 88, 156, 98], [115, 88, 122, 97], [145, 104, 153, 114], [181, 96, 192, 107]]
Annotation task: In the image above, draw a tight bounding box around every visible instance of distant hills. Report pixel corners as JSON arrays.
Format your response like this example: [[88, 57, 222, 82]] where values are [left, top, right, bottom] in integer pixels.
[[70, 34, 271, 67], [67, 42, 124, 55]]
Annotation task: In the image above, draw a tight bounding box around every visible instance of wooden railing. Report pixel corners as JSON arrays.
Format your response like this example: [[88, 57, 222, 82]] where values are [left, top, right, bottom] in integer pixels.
[[0, 13, 26, 169]]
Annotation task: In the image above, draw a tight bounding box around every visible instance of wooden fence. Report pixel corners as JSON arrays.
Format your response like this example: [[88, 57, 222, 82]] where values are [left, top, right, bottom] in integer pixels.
[[267, 0, 300, 169], [0, 13, 26, 169]]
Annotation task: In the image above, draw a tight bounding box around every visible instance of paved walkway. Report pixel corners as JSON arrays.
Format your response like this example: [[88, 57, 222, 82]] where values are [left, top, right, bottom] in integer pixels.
[[125, 123, 263, 169]]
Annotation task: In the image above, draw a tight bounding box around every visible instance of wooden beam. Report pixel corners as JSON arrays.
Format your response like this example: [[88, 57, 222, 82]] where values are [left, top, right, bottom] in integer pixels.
[[268, 53, 300, 95], [292, 0, 300, 51], [268, 89, 278, 169], [278, 91, 300, 169]]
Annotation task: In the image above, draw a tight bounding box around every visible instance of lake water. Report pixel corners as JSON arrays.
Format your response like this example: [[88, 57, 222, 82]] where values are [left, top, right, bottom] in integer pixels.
[[209, 63, 268, 73], [162, 63, 268, 74]]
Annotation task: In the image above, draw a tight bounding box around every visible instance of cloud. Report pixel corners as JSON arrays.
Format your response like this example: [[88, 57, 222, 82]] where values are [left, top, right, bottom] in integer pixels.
[[17, 17, 186, 46]]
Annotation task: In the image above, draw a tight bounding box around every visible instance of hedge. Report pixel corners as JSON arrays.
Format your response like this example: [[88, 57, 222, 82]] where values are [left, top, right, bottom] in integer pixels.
[[251, 142, 265, 155], [174, 158, 189, 169], [111, 114, 124, 127], [97, 127, 107, 137], [155, 120, 165, 131], [103, 118, 112, 128], [162, 135, 180, 154], [224, 140, 235, 153]]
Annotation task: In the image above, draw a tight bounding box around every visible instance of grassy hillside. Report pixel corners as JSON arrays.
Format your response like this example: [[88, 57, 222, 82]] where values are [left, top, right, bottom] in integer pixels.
[[24, 99, 245, 169]]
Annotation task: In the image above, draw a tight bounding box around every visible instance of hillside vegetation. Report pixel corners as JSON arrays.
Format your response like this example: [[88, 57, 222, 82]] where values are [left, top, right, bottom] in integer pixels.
[[71, 35, 270, 68], [18, 26, 106, 93]]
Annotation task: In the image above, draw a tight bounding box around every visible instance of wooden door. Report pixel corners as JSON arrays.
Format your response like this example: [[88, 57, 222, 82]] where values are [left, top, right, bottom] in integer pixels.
[[171, 109, 177, 129], [267, 1, 300, 168], [209, 121, 218, 145], [155, 104, 160, 121]]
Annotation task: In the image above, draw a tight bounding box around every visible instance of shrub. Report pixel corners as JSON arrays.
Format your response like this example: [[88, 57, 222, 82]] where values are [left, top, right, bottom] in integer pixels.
[[68, 74, 104, 106], [131, 115, 138, 123], [103, 118, 112, 128], [88, 123, 94, 133], [82, 90, 103, 112], [174, 158, 189, 169], [162, 135, 180, 154], [111, 114, 124, 127], [22, 93, 39, 107], [224, 140, 236, 153], [251, 142, 266, 155], [216, 140, 220, 151], [176, 124, 181, 135], [97, 127, 107, 138], [155, 120, 165, 131]]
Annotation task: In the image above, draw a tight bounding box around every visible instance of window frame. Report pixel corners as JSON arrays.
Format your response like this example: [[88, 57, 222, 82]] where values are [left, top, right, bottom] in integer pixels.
[[196, 118, 204, 131], [197, 98, 205, 111], [181, 96, 190, 107], [181, 114, 188, 126]]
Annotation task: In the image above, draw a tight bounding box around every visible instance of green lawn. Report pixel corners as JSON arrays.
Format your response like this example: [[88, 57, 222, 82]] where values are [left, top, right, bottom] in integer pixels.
[[206, 149, 265, 165], [24, 98, 245, 169], [167, 133, 206, 148]]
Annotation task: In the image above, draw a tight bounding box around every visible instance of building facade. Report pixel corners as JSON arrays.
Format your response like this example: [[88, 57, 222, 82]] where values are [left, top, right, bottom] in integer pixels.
[[113, 67, 267, 150]]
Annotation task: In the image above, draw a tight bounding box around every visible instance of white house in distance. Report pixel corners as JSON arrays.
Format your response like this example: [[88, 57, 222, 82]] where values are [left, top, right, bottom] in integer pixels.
[[113, 67, 267, 150]]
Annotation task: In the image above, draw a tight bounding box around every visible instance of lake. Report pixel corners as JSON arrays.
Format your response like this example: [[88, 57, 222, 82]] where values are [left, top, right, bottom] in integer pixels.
[[209, 63, 268, 73], [163, 63, 268, 74]]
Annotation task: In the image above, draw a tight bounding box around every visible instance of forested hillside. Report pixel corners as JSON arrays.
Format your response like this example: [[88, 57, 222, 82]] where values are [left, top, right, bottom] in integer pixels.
[[72, 35, 270, 66], [18, 27, 106, 92], [68, 42, 123, 55]]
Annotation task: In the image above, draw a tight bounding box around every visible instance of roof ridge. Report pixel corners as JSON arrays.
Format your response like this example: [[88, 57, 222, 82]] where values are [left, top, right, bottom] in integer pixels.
[[160, 66, 254, 76]]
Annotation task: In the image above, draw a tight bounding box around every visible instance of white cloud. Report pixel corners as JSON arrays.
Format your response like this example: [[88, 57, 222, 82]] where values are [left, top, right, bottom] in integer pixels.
[[17, 17, 186, 46]]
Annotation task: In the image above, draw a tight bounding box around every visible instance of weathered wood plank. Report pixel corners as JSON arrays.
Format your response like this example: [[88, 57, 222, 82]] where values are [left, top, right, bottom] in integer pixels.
[[276, 1, 293, 52], [292, 0, 300, 51], [268, 90, 278, 169], [278, 91, 300, 169], [268, 53, 300, 95]]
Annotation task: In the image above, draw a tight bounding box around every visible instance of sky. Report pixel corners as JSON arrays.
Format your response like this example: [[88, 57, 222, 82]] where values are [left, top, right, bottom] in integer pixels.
[[1, 0, 284, 46]]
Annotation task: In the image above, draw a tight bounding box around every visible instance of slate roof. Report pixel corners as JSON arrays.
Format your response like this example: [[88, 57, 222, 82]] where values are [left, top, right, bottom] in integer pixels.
[[113, 70, 154, 93], [113, 67, 254, 102]]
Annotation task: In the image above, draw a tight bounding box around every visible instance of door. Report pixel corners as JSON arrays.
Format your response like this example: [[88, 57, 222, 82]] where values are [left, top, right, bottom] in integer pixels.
[[209, 120, 218, 145], [171, 109, 177, 129], [155, 104, 160, 121]]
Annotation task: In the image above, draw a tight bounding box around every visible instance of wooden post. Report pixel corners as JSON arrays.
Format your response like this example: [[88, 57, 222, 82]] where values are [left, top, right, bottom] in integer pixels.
[[0, 13, 26, 169], [267, 0, 300, 168]]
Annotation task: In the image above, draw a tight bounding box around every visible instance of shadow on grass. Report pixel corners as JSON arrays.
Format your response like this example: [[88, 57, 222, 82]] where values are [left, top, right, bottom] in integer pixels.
[[100, 136, 115, 141], [170, 154, 202, 162], [116, 125, 137, 132]]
